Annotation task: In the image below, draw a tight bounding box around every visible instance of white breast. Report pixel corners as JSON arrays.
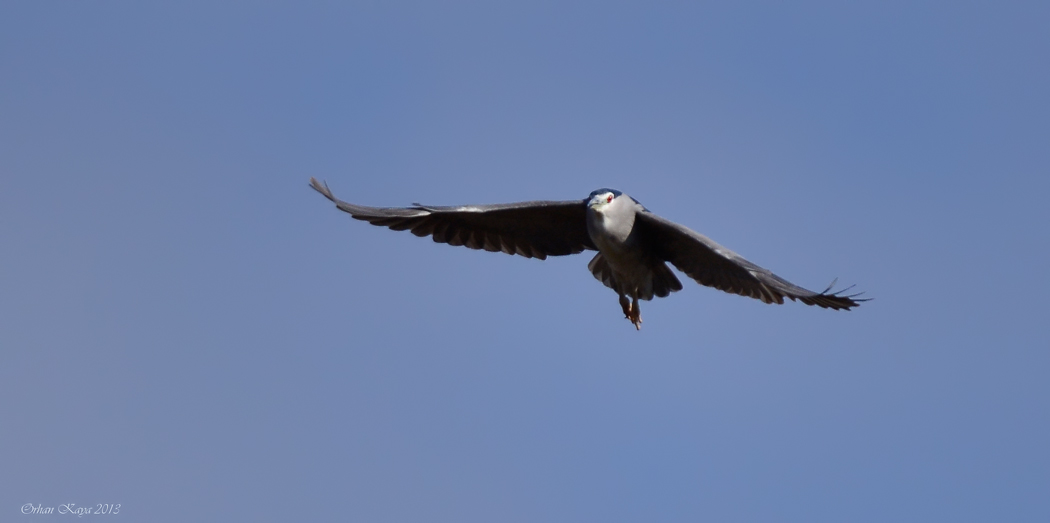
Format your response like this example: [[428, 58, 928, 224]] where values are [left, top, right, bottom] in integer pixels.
[[586, 201, 643, 271]]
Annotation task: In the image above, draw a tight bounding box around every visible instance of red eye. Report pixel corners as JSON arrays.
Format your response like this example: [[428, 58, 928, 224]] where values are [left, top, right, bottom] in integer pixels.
[[606, 195, 613, 203]]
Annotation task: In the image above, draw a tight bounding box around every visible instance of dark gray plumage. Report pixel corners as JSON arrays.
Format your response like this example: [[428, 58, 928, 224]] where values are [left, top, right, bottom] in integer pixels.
[[311, 178, 866, 329]]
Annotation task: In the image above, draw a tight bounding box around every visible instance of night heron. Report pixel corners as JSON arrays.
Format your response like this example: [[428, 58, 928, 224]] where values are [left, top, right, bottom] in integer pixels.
[[311, 178, 866, 329]]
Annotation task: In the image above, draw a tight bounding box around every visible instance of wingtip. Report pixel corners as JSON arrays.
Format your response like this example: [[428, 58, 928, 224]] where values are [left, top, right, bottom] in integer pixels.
[[825, 289, 871, 310], [820, 278, 839, 295], [309, 177, 335, 201], [808, 278, 871, 310]]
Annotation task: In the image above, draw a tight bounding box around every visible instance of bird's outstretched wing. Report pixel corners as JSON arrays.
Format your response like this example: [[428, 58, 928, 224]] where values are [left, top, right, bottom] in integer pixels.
[[311, 178, 596, 259], [635, 212, 866, 310]]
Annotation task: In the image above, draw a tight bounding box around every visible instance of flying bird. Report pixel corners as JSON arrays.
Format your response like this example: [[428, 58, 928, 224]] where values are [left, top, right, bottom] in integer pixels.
[[310, 178, 866, 329]]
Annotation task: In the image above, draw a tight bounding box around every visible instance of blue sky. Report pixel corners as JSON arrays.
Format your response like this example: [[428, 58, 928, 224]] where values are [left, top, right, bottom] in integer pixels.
[[2, 2, 1048, 521]]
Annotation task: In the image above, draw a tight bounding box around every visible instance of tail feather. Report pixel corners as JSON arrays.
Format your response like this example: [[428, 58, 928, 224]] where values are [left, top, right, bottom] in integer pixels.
[[588, 254, 682, 300], [650, 262, 683, 298], [587, 253, 619, 291]]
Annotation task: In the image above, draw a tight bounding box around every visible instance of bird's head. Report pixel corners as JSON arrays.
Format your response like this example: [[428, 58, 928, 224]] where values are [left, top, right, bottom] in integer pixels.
[[587, 188, 623, 212]]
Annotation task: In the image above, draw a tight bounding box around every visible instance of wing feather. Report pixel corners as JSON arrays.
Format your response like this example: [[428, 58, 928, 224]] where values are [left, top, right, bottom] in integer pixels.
[[310, 178, 596, 258], [635, 211, 867, 310]]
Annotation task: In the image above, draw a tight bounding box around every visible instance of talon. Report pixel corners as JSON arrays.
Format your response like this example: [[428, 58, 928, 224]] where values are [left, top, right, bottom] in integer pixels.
[[618, 294, 643, 329], [629, 297, 642, 330]]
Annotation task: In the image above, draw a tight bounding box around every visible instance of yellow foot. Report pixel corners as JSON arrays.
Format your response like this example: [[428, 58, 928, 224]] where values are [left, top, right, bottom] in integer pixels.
[[619, 295, 642, 330], [629, 310, 642, 330]]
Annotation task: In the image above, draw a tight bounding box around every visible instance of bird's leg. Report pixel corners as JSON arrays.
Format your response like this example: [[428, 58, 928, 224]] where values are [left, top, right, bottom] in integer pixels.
[[618, 293, 642, 330], [629, 296, 642, 330], [618, 293, 632, 319]]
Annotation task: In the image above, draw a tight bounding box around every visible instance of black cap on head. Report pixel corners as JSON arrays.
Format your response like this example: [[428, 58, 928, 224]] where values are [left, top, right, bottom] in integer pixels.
[[588, 188, 622, 199]]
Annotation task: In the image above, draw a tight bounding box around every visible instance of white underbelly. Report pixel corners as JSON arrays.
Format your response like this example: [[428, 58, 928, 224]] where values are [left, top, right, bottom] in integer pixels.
[[588, 217, 651, 292]]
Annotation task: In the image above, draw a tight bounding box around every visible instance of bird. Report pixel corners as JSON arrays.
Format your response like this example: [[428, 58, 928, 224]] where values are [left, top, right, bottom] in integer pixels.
[[310, 178, 866, 329]]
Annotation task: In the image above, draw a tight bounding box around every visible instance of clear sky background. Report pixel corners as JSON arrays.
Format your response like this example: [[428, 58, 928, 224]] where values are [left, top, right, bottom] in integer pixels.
[[2, 2, 1048, 522]]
